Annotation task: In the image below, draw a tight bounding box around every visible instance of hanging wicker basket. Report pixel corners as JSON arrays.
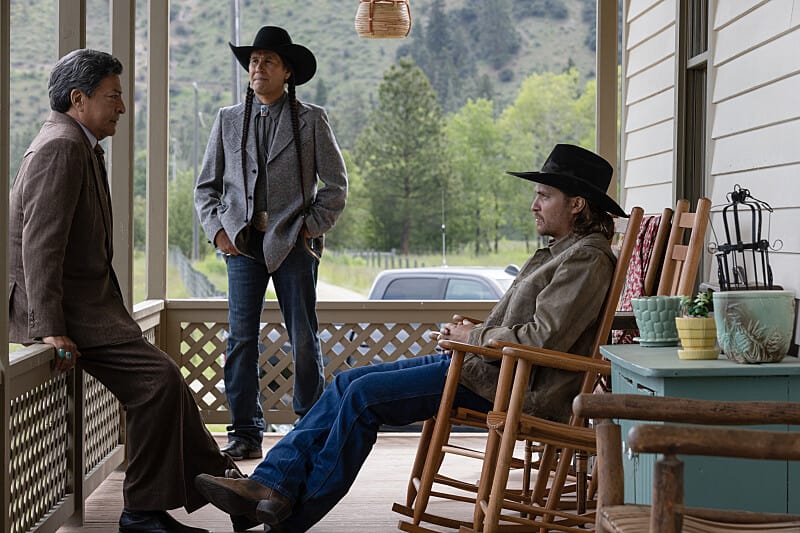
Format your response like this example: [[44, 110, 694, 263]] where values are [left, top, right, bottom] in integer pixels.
[[355, 0, 412, 39]]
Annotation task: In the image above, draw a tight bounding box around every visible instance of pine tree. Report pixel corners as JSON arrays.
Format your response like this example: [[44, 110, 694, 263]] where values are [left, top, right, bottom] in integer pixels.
[[355, 58, 447, 254]]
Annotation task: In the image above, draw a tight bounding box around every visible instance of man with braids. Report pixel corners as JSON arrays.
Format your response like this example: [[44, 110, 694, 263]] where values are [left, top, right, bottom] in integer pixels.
[[195, 26, 348, 462], [9, 48, 241, 532], [195, 144, 630, 532]]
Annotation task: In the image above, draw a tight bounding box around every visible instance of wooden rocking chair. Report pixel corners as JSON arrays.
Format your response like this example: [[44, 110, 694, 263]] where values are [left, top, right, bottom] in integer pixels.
[[393, 207, 644, 532], [466, 207, 643, 533], [574, 393, 800, 533], [467, 198, 713, 532]]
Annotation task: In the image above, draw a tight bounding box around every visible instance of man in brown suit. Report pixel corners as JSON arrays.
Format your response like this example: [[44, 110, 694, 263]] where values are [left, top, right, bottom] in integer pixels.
[[8, 49, 254, 532]]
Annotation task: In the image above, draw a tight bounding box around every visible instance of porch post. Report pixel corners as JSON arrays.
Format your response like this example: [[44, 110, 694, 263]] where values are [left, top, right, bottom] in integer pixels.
[[58, 3, 87, 525], [110, 0, 136, 310], [596, 0, 620, 202], [1, 0, 11, 529], [146, 0, 169, 305]]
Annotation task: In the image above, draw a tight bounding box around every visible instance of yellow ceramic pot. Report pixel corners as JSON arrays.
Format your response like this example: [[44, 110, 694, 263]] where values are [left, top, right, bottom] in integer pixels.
[[675, 316, 719, 360]]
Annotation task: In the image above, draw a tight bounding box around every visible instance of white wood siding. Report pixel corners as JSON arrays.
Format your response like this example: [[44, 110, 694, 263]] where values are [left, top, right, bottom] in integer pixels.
[[621, 0, 677, 215], [714, 0, 776, 32], [625, 56, 675, 105], [713, 28, 800, 101], [712, 74, 800, 139], [621, 0, 800, 295], [624, 151, 673, 188], [627, 0, 675, 48], [714, 0, 800, 65], [627, 25, 675, 76], [708, 0, 800, 295], [628, 0, 665, 21]]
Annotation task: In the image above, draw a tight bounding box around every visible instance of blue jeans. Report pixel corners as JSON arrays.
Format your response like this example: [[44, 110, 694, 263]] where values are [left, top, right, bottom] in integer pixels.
[[249, 353, 492, 532], [225, 237, 324, 446]]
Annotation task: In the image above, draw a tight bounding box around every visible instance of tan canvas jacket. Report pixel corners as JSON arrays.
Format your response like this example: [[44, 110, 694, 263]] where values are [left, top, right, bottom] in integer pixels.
[[459, 232, 615, 422]]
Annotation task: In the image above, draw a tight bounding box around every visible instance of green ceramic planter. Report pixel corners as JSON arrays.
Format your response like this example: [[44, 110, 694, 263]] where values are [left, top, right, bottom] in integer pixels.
[[631, 296, 681, 347], [713, 290, 796, 364]]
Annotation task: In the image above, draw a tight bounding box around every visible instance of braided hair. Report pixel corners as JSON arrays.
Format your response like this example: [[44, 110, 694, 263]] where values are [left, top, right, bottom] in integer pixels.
[[286, 76, 304, 203], [241, 85, 255, 179]]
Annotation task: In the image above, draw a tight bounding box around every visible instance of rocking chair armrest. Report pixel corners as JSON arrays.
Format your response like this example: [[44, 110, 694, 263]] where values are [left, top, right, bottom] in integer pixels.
[[500, 345, 611, 376], [573, 393, 800, 426], [437, 339, 502, 359], [628, 424, 800, 461], [457, 314, 485, 325]]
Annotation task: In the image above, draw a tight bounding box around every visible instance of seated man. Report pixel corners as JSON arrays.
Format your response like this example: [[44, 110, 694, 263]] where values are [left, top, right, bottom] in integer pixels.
[[195, 143, 628, 532]]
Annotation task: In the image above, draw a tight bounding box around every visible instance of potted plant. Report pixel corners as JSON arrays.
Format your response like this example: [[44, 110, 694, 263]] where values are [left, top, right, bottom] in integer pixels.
[[675, 289, 719, 360], [713, 289, 796, 364]]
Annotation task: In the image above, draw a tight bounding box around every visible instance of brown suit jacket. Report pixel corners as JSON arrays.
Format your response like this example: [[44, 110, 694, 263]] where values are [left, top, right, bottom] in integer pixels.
[[8, 111, 141, 348]]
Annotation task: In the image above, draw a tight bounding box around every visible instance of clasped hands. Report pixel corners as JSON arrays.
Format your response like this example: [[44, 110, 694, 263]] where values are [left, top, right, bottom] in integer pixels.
[[429, 314, 476, 354]]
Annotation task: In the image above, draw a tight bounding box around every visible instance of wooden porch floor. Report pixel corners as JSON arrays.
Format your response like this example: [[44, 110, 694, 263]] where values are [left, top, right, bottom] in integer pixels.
[[57, 433, 499, 533]]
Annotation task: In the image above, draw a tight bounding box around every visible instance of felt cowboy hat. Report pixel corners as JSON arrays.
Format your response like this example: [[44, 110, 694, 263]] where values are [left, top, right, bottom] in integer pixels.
[[507, 144, 627, 217], [229, 26, 317, 86]]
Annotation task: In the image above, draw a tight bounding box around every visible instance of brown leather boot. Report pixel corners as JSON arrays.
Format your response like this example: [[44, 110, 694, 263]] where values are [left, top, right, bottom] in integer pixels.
[[195, 475, 291, 527]]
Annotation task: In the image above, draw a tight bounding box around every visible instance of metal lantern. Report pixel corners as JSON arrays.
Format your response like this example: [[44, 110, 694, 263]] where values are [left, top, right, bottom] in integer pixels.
[[712, 185, 781, 291]]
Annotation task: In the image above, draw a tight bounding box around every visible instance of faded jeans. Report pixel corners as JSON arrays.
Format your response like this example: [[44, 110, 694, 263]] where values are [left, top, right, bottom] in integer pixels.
[[249, 353, 492, 532], [225, 234, 324, 447]]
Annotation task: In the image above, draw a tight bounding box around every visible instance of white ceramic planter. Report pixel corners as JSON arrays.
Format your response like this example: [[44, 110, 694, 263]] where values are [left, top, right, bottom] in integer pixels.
[[713, 290, 796, 364]]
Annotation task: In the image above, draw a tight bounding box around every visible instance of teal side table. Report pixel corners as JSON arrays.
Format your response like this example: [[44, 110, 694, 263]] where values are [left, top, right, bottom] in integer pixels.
[[600, 344, 800, 514]]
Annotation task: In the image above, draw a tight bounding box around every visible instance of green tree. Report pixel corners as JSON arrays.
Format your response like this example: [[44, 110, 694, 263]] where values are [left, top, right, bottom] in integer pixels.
[[168, 169, 203, 258], [497, 68, 597, 249], [445, 98, 506, 255], [315, 78, 329, 107], [324, 150, 370, 250], [354, 58, 447, 254]]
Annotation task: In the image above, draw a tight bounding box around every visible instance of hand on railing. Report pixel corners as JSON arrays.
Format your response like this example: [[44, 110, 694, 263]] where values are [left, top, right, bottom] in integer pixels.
[[43, 334, 81, 373]]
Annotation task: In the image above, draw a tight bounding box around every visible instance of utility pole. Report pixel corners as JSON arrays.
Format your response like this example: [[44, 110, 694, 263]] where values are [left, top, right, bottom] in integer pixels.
[[231, 0, 241, 104], [192, 82, 200, 262], [441, 188, 447, 267]]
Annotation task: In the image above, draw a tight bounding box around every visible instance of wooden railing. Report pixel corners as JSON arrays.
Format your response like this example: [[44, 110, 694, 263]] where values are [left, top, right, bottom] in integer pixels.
[[1, 298, 495, 531]]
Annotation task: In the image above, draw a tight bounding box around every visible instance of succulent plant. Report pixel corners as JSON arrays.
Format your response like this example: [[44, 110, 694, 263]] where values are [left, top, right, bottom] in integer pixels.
[[680, 289, 714, 318]]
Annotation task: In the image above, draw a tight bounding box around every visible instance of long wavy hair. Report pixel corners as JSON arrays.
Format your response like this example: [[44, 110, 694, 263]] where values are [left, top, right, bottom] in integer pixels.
[[569, 195, 615, 239]]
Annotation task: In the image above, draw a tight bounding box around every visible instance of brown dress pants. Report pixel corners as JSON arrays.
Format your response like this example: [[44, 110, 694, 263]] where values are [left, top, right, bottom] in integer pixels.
[[79, 337, 235, 512]]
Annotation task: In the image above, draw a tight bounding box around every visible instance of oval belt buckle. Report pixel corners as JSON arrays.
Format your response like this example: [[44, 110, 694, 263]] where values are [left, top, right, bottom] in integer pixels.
[[252, 211, 269, 232]]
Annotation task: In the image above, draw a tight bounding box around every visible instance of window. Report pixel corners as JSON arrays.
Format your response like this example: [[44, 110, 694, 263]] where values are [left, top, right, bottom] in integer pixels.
[[676, 0, 708, 203], [444, 279, 495, 300], [383, 278, 443, 300]]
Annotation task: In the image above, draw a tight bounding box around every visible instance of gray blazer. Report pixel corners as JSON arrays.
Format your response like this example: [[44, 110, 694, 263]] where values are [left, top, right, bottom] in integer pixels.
[[194, 96, 348, 271], [8, 112, 142, 348]]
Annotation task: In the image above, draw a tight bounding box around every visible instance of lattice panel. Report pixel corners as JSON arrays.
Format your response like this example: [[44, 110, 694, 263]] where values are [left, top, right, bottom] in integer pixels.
[[181, 322, 229, 411], [321, 321, 440, 376], [8, 373, 70, 533], [83, 372, 122, 474], [179, 319, 440, 421]]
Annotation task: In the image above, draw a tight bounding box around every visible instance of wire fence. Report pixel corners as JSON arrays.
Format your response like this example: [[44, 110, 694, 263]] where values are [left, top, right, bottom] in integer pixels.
[[169, 246, 225, 298]]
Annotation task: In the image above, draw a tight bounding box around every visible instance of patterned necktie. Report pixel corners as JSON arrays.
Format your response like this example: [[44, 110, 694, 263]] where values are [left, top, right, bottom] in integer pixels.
[[94, 143, 107, 179], [94, 143, 113, 198]]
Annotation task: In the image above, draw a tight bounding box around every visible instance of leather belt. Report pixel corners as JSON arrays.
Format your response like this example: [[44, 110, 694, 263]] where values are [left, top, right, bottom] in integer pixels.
[[252, 211, 269, 232]]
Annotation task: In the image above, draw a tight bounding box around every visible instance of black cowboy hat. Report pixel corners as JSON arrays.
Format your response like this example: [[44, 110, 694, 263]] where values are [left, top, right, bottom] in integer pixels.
[[507, 144, 627, 217], [229, 26, 317, 86]]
